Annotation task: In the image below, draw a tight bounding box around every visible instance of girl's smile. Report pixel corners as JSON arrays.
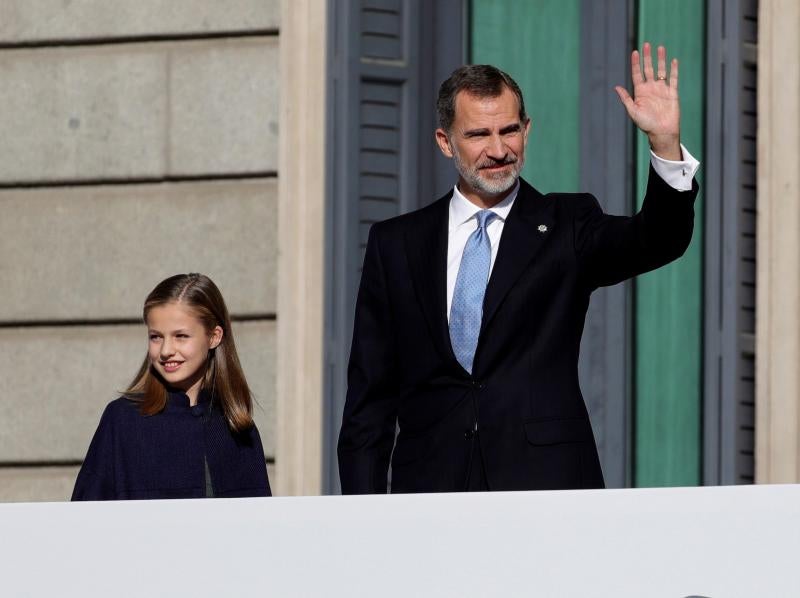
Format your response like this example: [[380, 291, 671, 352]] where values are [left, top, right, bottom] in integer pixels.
[[160, 360, 184, 373]]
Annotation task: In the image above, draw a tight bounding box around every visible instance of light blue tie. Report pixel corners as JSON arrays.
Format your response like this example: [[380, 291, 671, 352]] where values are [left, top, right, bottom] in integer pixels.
[[449, 210, 497, 373]]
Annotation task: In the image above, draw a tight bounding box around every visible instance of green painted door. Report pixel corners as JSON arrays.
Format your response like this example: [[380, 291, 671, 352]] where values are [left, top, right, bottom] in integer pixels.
[[634, 1, 705, 487], [471, 0, 581, 193]]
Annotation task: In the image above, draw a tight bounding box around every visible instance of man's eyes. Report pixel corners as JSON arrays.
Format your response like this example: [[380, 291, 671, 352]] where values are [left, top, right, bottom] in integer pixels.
[[465, 128, 520, 138]]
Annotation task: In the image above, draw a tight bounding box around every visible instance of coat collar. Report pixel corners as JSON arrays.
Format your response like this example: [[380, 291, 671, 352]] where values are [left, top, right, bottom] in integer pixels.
[[404, 178, 554, 369], [165, 388, 213, 415]]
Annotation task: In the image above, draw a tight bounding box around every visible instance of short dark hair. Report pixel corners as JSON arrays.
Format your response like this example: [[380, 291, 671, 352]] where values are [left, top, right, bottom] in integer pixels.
[[437, 64, 528, 132]]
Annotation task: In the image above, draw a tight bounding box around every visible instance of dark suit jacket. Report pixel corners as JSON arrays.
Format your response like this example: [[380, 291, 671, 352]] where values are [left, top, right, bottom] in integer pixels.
[[338, 168, 698, 494]]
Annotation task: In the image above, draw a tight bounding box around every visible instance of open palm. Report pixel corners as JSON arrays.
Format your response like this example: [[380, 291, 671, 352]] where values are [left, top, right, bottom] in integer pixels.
[[615, 42, 681, 160]]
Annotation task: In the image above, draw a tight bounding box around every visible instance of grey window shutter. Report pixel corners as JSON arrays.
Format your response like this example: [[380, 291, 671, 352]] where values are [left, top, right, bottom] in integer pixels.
[[325, 0, 465, 493], [578, 0, 634, 488], [704, 0, 758, 485]]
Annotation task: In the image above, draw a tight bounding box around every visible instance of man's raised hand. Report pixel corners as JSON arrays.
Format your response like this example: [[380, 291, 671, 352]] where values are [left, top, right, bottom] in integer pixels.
[[615, 42, 682, 161]]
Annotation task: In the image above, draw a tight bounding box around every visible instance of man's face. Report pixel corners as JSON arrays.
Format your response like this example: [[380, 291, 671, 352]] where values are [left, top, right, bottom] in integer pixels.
[[435, 86, 530, 206]]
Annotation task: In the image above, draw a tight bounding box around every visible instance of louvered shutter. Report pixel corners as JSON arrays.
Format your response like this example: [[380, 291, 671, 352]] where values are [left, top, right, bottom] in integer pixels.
[[704, 0, 758, 485], [325, 0, 465, 493], [577, 0, 634, 488]]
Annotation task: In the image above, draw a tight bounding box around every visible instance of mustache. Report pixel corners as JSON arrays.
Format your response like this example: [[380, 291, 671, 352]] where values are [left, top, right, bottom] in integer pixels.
[[477, 157, 518, 169]]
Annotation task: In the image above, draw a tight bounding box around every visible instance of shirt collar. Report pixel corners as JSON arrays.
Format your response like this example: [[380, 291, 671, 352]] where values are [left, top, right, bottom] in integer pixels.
[[449, 180, 520, 231]]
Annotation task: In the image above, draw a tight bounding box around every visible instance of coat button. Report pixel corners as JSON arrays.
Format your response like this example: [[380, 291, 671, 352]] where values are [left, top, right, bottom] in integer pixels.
[[464, 429, 475, 440]]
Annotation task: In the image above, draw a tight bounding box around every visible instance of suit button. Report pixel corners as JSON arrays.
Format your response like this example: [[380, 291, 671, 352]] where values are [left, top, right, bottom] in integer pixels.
[[464, 429, 475, 440], [471, 380, 484, 389]]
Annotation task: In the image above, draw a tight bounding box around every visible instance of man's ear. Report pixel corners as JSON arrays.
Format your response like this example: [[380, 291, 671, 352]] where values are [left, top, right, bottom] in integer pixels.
[[435, 128, 454, 158], [209, 326, 223, 350], [523, 118, 532, 145]]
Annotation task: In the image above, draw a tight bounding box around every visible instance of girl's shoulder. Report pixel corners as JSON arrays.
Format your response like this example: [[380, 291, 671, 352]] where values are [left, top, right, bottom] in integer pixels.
[[99, 396, 142, 422]]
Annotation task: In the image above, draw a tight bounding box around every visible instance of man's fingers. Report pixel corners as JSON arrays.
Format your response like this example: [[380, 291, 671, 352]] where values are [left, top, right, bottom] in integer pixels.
[[631, 50, 643, 85], [670, 58, 679, 91], [657, 45, 667, 81], [642, 42, 655, 81]]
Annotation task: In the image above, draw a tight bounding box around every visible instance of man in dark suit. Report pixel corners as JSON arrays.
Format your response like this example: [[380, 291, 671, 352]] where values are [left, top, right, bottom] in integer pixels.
[[338, 43, 699, 493]]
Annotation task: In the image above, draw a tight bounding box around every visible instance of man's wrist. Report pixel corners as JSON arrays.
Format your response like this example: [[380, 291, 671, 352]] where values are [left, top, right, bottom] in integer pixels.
[[648, 134, 682, 161]]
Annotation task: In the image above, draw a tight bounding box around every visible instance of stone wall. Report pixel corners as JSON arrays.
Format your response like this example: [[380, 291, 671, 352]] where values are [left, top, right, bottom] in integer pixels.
[[0, 1, 280, 501]]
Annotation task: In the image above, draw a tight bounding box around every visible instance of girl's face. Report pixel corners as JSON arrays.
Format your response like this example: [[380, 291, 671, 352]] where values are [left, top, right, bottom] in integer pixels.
[[146, 302, 222, 401]]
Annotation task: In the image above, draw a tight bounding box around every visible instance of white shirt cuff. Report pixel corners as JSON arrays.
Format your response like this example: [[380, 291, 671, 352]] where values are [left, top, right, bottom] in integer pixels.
[[649, 144, 700, 191]]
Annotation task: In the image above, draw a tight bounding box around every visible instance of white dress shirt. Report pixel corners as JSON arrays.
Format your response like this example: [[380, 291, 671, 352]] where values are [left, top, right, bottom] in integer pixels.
[[445, 145, 701, 320]]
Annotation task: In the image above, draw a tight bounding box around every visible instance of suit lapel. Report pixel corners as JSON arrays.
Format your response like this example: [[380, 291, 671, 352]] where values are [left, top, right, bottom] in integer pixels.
[[481, 179, 554, 335], [404, 193, 456, 364]]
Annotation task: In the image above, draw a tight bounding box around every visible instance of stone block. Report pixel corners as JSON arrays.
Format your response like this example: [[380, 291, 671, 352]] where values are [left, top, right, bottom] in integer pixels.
[[0, 38, 277, 182], [0, 467, 79, 503], [238, 321, 277, 460], [0, 1, 280, 42], [170, 39, 279, 175], [0, 320, 276, 462], [0, 179, 277, 321], [0, 46, 166, 181]]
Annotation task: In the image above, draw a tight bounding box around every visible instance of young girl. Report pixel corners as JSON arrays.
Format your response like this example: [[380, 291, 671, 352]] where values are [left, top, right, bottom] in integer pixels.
[[72, 273, 271, 500]]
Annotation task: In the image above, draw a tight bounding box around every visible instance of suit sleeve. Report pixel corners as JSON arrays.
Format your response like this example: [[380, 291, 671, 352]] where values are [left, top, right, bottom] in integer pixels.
[[574, 165, 698, 290], [71, 403, 117, 501], [337, 224, 398, 494]]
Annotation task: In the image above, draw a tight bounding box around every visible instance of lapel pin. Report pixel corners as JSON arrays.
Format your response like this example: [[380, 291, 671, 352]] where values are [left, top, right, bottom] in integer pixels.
[[537, 224, 548, 233]]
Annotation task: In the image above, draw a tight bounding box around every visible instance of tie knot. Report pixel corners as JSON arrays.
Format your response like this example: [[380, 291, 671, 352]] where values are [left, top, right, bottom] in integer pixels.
[[475, 210, 496, 230]]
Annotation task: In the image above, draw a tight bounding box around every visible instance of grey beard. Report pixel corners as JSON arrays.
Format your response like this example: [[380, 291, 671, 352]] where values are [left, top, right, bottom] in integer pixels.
[[452, 149, 523, 197]]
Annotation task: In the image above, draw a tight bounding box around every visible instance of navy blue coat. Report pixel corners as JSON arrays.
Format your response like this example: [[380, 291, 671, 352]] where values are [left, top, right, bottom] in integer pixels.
[[72, 391, 271, 500]]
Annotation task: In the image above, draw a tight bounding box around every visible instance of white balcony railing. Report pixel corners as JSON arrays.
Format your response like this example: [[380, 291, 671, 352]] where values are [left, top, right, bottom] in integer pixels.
[[1, 484, 798, 597]]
